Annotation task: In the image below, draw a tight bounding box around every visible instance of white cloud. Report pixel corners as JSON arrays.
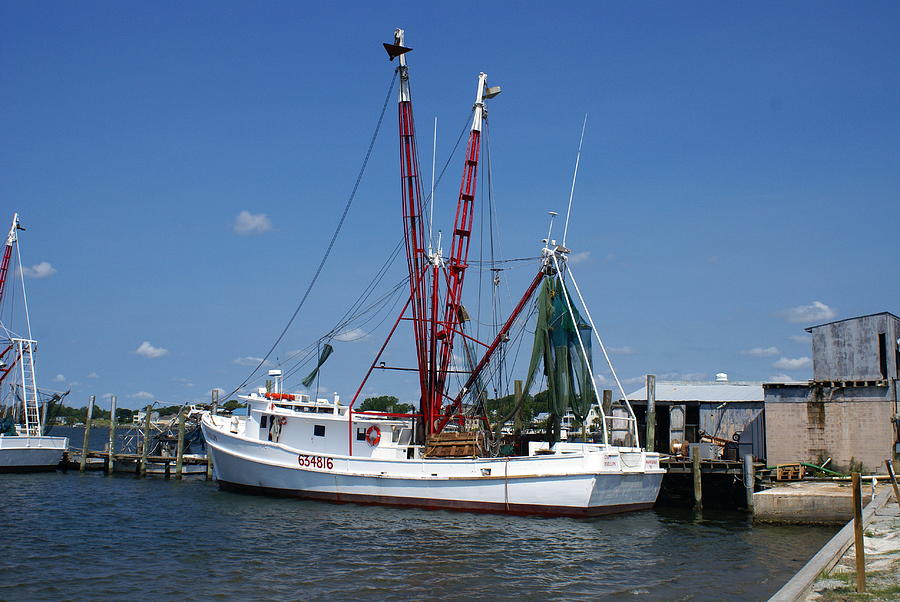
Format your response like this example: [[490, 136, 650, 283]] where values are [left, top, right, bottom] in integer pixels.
[[19, 261, 57, 278], [779, 301, 836, 324], [609, 346, 636, 355], [68, 381, 81, 387], [789, 335, 811, 344], [234, 210, 272, 235], [54, 374, 66, 382], [773, 356, 812, 370], [135, 341, 168, 358], [101, 393, 114, 400], [233, 356, 272, 367], [213, 387, 226, 396], [594, 373, 610, 385], [87, 372, 99, 379], [768, 373, 795, 383], [333, 328, 368, 342], [743, 346, 779, 357], [130, 391, 154, 399], [568, 251, 590, 265]]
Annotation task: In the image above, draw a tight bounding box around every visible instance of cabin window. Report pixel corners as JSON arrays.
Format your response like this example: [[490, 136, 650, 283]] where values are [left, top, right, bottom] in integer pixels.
[[392, 428, 400, 443], [260, 415, 268, 428], [314, 424, 326, 437], [356, 428, 366, 441]]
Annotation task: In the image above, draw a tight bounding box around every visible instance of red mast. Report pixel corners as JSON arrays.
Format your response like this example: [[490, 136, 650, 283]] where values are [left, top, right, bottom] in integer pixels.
[[389, 29, 435, 430], [350, 31, 530, 445], [430, 74, 493, 424]]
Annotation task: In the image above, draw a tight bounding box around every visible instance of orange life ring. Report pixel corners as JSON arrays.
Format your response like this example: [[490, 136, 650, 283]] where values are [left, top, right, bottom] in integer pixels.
[[278, 416, 287, 426], [365, 425, 381, 447]]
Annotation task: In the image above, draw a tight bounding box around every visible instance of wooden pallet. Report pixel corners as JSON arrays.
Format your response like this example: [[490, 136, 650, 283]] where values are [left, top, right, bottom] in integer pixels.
[[425, 432, 480, 458], [776, 463, 805, 481]]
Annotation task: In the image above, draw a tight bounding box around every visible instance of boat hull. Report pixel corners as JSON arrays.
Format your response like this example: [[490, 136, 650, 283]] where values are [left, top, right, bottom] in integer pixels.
[[204, 420, 663, 518], [0, 436, 68, 472]]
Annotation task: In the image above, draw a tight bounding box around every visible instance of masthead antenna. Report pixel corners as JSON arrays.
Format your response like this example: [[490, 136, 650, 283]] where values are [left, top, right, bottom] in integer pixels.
[[561, 114, 588, 248], [544, 211, 559, 249], [429, 116, 437, 254]]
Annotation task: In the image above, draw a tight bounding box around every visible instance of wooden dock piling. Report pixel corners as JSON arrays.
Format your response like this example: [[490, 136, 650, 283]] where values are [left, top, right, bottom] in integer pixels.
[[175, 412, 185, 479], [743, 453, 755, 510], [851, 472, 866, 592], [79, 395, 95, 473], [107, 395, 117, 475], [692, 446, 702, 510], [645, 374, 656, 452], [140, 405, 151, 477]]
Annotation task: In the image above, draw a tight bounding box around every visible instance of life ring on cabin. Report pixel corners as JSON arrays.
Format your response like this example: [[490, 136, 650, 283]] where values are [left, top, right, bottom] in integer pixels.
[[365, 425, 381, 447], [278, 416, 288, 426]]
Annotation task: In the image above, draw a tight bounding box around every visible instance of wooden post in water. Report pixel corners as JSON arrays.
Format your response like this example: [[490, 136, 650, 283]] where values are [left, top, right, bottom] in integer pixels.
[[692, 445, 703, 510], [175, 412, 186, 479], [645, 374, 656, 452], [851, 472, 866, 593], [885, 459, 900, 510], [140, 405, 151, 477], [207, 390, 216, 480], [106, 395, 117, 475], [79, 395, 95, 472], [743, 453, 755, 511]]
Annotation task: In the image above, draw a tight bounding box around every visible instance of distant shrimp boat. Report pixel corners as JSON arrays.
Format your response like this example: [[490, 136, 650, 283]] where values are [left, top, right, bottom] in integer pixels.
[[0, 214, 68, 472], [202, 29, 664, 516]]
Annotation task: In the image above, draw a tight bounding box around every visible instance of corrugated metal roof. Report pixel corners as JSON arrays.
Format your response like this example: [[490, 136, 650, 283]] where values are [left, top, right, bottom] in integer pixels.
[[804, 311, 899, 332], [624, 381, 764, 403]]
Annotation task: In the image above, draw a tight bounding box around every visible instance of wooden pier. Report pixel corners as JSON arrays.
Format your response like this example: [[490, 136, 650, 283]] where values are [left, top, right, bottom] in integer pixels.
[[660, 455, 767, 509]]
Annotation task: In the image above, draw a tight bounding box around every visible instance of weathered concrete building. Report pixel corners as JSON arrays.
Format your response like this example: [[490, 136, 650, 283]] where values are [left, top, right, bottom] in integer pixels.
[[764, 312, 900, 472]]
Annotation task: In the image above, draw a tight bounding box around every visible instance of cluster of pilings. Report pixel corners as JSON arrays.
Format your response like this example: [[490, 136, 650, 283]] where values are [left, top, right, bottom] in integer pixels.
[[71, 394, 212, 479]]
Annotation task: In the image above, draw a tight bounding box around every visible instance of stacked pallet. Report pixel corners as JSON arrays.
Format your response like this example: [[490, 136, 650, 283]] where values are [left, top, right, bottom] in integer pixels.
[[425, 432, 481, 458], [776, 463, 805, 481]]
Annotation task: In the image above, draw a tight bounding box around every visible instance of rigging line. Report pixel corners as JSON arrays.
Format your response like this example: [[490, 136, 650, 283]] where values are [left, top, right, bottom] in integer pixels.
[[223, 70, 398, 401], [469, 256, 540, 265], [14, 236, 33, 341], [562, 114, 588, 248]]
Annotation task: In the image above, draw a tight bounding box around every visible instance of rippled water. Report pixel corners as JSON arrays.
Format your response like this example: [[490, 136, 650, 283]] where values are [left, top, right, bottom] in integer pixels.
[[1, 468, 836, 601]]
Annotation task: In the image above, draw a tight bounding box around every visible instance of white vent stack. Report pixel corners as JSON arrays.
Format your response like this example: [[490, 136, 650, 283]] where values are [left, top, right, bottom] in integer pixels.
[[268, 369, 283, 393], [715, 372, 728, 382]]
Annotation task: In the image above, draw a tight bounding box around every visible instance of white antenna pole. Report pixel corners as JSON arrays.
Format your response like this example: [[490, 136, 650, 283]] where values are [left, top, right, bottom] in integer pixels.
[[429, 116, 437, 253], [562, 114, 588, 248]]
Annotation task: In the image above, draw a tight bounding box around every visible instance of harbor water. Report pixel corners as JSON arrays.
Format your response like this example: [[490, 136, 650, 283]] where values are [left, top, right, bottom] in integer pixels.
[[3, 445, 837, 600]]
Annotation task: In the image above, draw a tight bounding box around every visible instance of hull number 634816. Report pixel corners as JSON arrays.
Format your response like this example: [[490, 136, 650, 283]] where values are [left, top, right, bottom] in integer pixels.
[[298, 455, 334, 470]]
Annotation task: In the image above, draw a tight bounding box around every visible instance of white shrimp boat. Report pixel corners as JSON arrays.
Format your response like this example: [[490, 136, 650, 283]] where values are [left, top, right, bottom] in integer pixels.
[[202, 30, 664, 516], [0, 214, 69, 472]]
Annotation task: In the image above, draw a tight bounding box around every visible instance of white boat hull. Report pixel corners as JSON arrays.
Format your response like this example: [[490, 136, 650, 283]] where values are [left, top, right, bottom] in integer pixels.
[[0, 435, 68, 472], [203, 416, 663, 517]]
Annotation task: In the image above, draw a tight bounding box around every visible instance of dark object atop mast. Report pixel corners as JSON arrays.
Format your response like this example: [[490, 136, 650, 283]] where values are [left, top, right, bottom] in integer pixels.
[[383, 43, 412, 61]]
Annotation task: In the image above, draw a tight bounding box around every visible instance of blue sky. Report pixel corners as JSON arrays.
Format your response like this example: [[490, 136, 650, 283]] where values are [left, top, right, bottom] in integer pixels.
[[2, 1, 897, 409]]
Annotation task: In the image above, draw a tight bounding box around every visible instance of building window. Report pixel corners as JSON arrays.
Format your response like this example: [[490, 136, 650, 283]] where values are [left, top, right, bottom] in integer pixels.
[[878, 333, 888, 379], [356, 428, 366, 441], [314, 424, 326, 437]]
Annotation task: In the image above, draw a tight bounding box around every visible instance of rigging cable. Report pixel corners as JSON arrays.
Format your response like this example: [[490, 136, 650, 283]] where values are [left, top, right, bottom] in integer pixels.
[[221, 70, 398, 401]]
